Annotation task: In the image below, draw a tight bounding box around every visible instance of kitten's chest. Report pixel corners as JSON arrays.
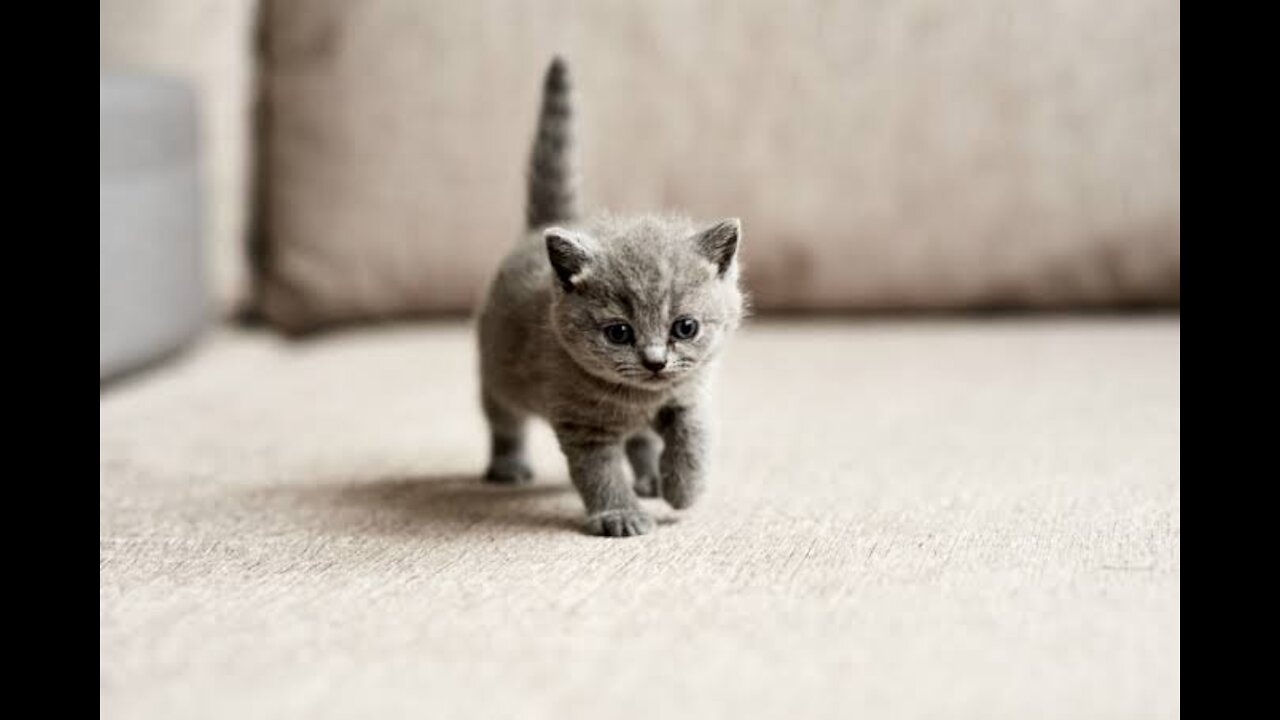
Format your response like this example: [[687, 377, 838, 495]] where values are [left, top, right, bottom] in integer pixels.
[[549, 377, 671, 434]]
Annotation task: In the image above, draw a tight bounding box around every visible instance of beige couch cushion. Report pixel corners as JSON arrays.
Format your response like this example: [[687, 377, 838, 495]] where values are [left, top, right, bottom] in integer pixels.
[[256, 0, 1179, 331], [100, 318, 1180, 718], [100, 0, 259, 313]]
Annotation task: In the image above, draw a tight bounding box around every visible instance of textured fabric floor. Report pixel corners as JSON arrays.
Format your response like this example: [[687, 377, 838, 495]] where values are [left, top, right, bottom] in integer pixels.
[[100, 317, 1180, 719]]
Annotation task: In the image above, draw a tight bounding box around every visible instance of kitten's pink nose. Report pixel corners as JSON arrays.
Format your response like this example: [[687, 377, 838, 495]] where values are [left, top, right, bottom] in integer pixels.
[[641, 347, 667, 373]]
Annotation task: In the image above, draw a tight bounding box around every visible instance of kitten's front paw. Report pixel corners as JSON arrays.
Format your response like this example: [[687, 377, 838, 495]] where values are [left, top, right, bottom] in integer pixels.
[[633, 472, 660, 498], [484, 456, 534, 484], [585, 509, 656, 537], [660, 472, 703, 510]]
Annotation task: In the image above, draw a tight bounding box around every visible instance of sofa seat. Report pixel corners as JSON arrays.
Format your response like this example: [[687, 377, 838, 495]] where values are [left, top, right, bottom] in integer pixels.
[[100, 317, 1180, 719]]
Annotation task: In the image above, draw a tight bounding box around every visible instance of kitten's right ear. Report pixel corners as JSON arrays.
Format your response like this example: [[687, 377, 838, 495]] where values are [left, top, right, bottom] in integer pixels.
[[694, 218, 741, 278], [545, 228, 593, 291]]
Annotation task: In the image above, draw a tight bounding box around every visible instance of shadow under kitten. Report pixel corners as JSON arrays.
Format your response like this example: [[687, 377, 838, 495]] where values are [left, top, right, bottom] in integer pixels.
[[250, 474, 681, 538]]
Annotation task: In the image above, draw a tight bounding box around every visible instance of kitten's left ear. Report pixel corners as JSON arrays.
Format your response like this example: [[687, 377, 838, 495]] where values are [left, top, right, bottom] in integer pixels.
[[693, 218, 741, 278], [545, 227, 594, 291]]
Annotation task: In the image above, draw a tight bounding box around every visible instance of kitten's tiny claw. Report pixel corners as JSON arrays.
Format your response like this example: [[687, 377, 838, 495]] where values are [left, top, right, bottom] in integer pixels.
[[484, 456, 534, 484], [634, 473, 660, 498], [585, 509, 655, 537]]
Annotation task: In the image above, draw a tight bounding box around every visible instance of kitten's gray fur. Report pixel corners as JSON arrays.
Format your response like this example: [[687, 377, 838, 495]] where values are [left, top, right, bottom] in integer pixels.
[[477, 57, 746, 537]]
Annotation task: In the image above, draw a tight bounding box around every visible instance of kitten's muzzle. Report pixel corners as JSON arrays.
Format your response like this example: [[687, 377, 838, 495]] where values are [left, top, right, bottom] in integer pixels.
[[641, 358, 667, 373], [640, 346, 668, 373]]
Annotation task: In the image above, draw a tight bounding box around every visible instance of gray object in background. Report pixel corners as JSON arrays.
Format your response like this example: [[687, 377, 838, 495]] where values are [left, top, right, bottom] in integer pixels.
[[101, 74, 207, 381]]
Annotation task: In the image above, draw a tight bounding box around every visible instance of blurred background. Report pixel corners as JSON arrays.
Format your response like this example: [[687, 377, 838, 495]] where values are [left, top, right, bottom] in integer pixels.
[[101, 0, 1177, 370], [101, 2, 1179, 719]]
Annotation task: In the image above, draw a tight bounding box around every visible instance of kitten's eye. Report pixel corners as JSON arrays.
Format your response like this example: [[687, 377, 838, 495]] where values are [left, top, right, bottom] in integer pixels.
[[603, 323, 635, 345], [671, 318, 700, 340]]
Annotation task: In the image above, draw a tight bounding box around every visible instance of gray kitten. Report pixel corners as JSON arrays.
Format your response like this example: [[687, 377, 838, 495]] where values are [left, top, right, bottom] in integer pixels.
[[477, 57, 746, 537]]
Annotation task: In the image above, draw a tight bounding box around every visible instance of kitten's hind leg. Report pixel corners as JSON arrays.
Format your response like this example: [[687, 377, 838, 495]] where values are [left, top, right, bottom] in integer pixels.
[[482, 390, 533, 484], [626, 429, 664, 498]]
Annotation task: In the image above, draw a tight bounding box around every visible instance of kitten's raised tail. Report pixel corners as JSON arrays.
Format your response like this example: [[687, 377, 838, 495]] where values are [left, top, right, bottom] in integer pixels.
[[526, 56, 578, 230]]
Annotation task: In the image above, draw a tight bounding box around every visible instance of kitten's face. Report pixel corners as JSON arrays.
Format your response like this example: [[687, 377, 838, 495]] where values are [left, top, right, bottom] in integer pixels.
[[546, 216, 744, 389]]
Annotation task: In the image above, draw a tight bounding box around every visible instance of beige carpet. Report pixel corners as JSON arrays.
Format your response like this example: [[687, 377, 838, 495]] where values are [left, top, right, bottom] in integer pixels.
[[100, 317, 1180, 719]]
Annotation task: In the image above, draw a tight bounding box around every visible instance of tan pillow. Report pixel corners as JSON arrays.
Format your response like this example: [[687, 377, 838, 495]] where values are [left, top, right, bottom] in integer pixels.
[[100, 0, 259, 315], [256, 0, 1179, 331]]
